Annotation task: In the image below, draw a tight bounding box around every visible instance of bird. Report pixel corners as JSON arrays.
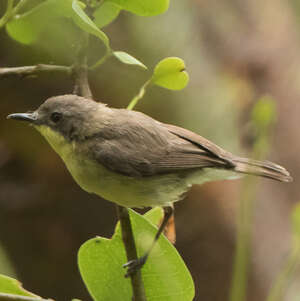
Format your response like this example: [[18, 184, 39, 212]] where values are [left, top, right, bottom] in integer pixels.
[[7, 94, 292, 274]]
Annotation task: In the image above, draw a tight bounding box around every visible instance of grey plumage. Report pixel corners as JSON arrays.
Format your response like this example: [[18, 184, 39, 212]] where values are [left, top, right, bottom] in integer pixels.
[[28, 94, 292, 182]]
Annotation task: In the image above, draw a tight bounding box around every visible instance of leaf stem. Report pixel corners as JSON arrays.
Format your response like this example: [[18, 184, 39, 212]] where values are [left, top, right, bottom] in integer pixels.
[[0, 0, 14, 28], [89, 49, 112, 70], [127, 80, 151, 110], [116, 205, 146, 301]]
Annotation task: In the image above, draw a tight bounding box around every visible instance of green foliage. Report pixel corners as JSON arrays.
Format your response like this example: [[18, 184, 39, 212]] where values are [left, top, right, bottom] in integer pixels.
[[106, 0, 169, 16], [127, 57, 189, 110], [6, 0, 74, 44], [71, 0, 109, 48], [93, 2, 121, 28], [78, 208, 195, 301], [152, 57, 189, 90], [0, 274, 38, 297], [113, 51, 147, 69]]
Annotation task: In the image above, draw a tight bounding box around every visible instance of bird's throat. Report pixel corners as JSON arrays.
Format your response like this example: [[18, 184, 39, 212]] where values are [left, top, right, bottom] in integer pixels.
[[34, 125, 75, 159]]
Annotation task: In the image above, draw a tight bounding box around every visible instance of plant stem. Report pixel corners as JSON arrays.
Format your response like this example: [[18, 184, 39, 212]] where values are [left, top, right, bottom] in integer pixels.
[[0, 0, 14, 28], [127, 80, 151, 110], [72, 33, 93, 99], [0, 65, 72, 78], [89, 49, 112, 70], [229, 176, 257, 301], [116, 206, 146, 301], [0, 293, 51, 301]]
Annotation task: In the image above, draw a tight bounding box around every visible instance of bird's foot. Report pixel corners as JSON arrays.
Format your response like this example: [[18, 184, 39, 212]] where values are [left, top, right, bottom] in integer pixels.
[[123, 255, 147, 278]]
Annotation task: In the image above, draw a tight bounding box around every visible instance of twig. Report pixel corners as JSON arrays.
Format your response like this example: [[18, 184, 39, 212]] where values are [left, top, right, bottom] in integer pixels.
[[116, 206, 146, 301], [0, 293, 51, 301], [0, 65, 72, 78], [72, 33, 93, 99]]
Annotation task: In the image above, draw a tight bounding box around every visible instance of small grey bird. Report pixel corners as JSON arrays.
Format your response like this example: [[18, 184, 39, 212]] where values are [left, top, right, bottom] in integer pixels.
[[7, 94, 292, 273]]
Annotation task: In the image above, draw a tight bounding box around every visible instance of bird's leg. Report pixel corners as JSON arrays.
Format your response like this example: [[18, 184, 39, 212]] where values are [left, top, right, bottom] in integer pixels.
[[123, 205, 174, 277]]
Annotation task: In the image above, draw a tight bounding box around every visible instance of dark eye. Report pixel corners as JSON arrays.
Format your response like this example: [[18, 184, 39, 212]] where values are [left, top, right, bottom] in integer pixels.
[[50, 112, 62, 123]]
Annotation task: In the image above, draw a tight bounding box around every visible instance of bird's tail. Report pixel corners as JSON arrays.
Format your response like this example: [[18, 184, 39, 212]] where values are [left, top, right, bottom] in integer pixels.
[[232, 157, 292, 182]]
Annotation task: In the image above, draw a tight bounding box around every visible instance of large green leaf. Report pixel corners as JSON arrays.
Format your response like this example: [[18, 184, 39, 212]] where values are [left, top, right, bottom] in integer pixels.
[[78, 208, 194, 301], [0, 274, 38, 297], [6, 0, 73, 44], [93, 2, 121, 28], [106, 0, 169, 16], [71, 0, 109, 48], [152, 57, 189, 90]]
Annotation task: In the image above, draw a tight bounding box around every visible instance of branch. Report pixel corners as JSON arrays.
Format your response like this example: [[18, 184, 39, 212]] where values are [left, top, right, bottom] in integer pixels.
[[0, 65, 72, 78], [116, 206, 146, 301], [0, 293, 51, 301], [72, 33, 92, 99]]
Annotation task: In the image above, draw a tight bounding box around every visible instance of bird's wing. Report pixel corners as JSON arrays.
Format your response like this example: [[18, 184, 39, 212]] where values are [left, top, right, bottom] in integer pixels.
[[89, 110, 234, 177]]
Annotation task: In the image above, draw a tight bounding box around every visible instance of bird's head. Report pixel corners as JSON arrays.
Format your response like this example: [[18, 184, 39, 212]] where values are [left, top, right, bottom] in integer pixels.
[[7, 94, 112, 149]]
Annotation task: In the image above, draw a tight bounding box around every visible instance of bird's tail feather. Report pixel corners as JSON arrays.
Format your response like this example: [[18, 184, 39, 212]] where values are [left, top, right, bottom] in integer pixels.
[[232, 157, 292, 182]]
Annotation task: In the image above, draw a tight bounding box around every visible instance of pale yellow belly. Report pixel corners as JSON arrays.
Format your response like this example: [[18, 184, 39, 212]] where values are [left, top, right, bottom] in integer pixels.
[[63, 152, 189, 208]]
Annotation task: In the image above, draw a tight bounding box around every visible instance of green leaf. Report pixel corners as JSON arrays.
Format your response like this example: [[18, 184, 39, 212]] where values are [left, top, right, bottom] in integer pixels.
[[152, 57, 189, 90], [6, 0, 73, 44], [107, 0, 169, 16], [93, 2, 121, 28], [0, 274, 38, 297], [71, 0, 110, 48], [78, 209, 194, 301], [113, 51, 147, 69], [144, 207, 164, 226]]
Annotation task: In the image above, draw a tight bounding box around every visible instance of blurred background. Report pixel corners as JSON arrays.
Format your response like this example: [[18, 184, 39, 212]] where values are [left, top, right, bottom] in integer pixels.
[[0, 0, 299, 300]]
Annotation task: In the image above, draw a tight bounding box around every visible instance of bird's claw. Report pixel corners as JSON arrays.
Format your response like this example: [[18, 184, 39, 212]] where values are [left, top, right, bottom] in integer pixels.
[[123, 256, 147, 278]]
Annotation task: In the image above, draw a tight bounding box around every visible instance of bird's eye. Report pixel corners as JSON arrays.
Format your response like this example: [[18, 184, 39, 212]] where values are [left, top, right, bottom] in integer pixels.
[[50, 112, 62, 123]]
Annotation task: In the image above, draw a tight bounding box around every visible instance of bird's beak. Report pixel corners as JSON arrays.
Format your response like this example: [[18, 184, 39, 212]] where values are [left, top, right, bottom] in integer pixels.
[[7, 112, 38, 123]]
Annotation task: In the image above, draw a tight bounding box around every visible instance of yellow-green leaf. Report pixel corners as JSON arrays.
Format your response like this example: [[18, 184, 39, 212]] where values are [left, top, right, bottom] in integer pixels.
[[93, 2, 121, 28], [71, 0, 110, 48], [107, 0, 169, 16], [114, 51, 147, 69], [152, 57, 189, 90]]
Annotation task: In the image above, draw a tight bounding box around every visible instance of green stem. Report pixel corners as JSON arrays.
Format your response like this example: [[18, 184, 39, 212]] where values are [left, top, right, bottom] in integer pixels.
[[0, 0, 33, 28], [229, 176, 257, 301], [266, 239, 300, 301], [127, 80, 151, 110], [0, 0, 14, 28], [89, 49, 112, 70]]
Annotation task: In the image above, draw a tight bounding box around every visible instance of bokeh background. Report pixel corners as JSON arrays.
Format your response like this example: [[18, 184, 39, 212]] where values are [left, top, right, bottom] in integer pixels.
[[0, 0, 300, 300]]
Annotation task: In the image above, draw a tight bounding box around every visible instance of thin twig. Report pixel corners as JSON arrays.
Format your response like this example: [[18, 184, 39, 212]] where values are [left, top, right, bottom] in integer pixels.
[[116, 206, 146, 301], [0, 65, 72, 78], [0, 293, 51, 301], [72, 33, 93, 99]]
